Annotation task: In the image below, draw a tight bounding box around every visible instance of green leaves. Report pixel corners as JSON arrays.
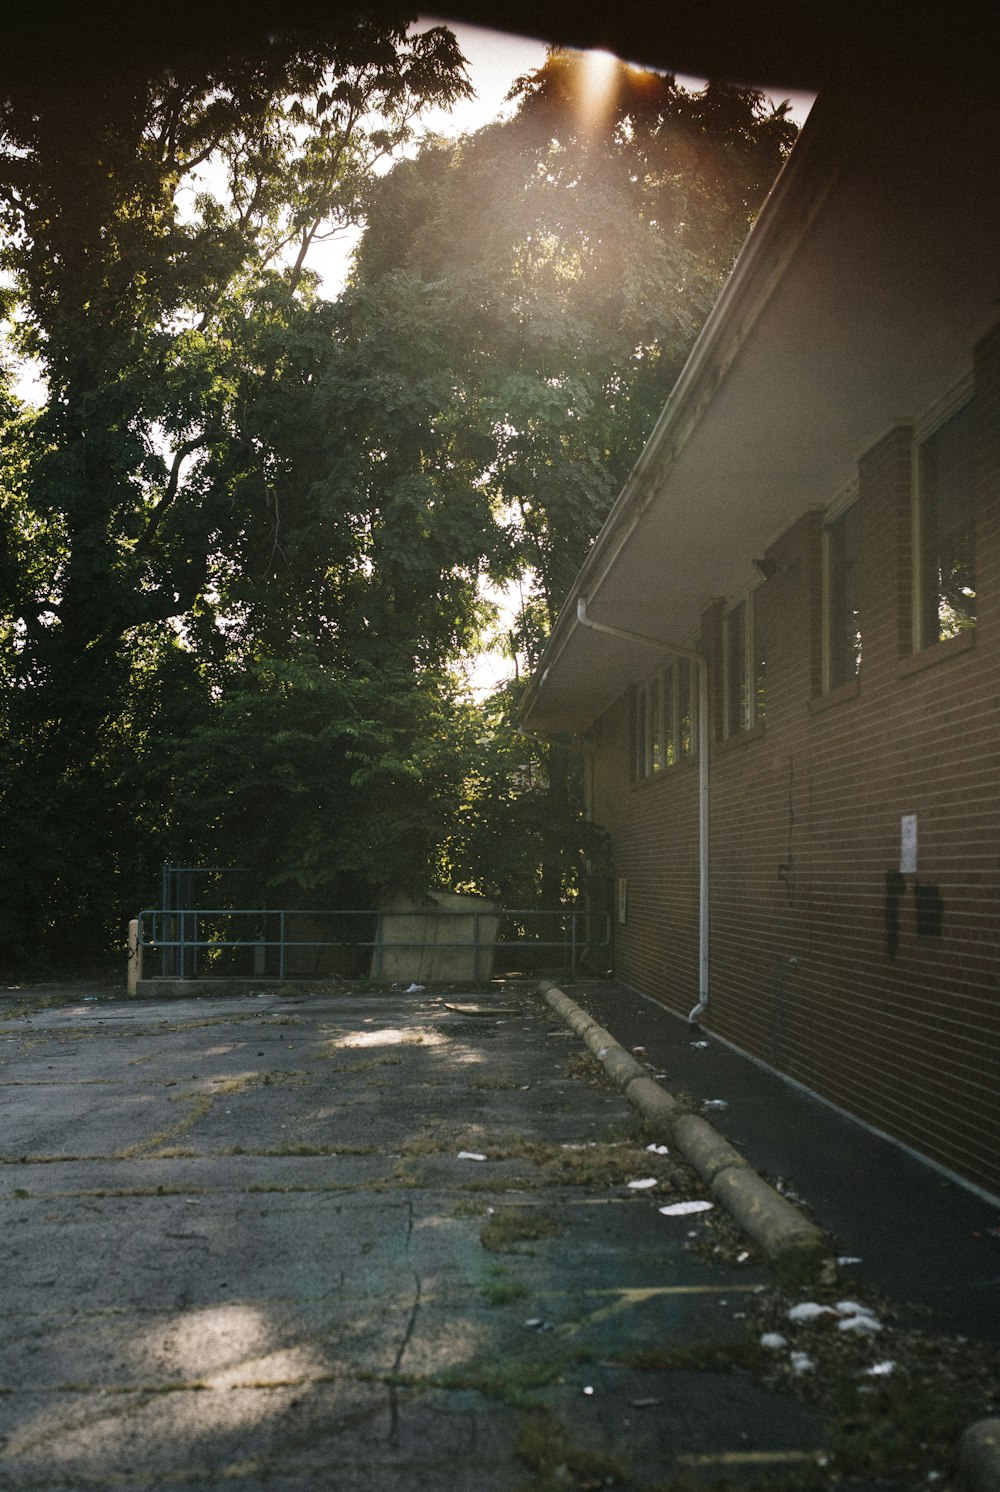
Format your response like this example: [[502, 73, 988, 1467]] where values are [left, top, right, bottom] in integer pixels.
[[0, 36, 796, 964]]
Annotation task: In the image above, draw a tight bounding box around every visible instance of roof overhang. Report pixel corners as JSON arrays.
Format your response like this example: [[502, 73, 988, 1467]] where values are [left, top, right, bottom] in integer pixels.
[[523, 88, 1000, 735]]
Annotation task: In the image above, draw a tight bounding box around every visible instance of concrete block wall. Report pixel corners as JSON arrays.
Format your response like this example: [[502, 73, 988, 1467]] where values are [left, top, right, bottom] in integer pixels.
[[592, 324, 1000, 1200]]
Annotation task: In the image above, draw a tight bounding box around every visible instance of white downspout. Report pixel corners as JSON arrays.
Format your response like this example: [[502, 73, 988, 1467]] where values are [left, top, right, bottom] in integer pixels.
[[575, 597, 710, 1025]]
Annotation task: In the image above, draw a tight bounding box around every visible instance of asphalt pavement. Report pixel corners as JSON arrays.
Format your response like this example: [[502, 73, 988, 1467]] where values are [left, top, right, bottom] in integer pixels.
[[0, 979, 997, 1490], [568, 980, 1000, 1344]]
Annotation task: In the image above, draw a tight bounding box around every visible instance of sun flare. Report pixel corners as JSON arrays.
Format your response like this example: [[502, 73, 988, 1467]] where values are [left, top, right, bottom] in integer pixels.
[[579, 48, 620, 129]]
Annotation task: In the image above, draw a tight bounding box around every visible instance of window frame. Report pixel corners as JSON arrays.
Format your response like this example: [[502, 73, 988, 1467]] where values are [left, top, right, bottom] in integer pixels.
[[632, 655, 699, 781], [723, 589, 765, 738], [822, 483, 861, 692], [912, 378, 976, 652]]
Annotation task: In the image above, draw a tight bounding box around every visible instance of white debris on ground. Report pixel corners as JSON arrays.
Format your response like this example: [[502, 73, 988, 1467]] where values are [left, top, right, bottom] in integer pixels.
[[761, 1332, 789, 1350], [863, 1361, 896, 1376], [405, 983, 425, 992], [627, 1177, 658, 1190], [838, 1311, 883, 1333], [703, 1098, 728, 1109], [457, 1151, 487, 1162], [786, 1299, 883, 1332], [790, 1352, 815, 1374], [788, 1302, 836, 1323], [690, 1040, 709, 1049], [837, 1255, 862, 1265], [646, 1143, 670, 1154], [659, 1200, 714, 1216]]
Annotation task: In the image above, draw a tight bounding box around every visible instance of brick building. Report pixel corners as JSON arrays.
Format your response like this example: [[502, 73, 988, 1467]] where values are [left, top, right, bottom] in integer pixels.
[[522, 88, 1000, 1201]]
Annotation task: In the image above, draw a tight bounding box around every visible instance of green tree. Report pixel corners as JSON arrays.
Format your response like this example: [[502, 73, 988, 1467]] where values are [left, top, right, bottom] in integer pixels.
[[353, 53, 797, 659], [0, 39, 796, 969], [347, 54, 796, 913], [0, 14, 471, 962]]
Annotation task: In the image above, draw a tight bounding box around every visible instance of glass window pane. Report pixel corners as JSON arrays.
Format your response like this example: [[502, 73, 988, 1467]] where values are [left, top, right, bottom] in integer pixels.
[[662, 664, 676, 766], [827, 501, 861, 687], [649, 675, 662, 772], [725, 602, 746, 736], [677, 657, 691, 757], [919, 400, 975, 645], [634, 687, 646, 779]]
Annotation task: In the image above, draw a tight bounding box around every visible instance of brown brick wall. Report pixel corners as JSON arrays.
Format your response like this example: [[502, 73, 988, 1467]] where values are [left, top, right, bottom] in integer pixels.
[[591, 327, 1000, 1200]]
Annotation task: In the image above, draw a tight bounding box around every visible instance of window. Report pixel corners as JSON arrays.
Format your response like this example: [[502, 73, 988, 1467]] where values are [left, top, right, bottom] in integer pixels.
[[724, 594, 765, 736], [632, 657, 699, 779], [916, 396, 975, 647], [725, 602, 747, 736], [824, 499, 861, 688]]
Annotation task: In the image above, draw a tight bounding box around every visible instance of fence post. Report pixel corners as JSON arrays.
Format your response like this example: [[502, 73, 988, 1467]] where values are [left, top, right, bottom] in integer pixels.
[[127, 918, 142, 995], [570, 909, 578, 980], [279, 910, 286, 980]]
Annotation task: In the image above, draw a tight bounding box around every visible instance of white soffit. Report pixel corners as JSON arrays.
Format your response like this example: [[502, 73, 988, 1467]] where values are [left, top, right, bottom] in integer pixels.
[[525, 90, 1000, 734]]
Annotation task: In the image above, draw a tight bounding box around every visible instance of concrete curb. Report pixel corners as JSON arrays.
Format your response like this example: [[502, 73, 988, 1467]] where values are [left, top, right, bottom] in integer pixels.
[[957, 1419, 1000, 1491], [539, 979, 830, 1271]]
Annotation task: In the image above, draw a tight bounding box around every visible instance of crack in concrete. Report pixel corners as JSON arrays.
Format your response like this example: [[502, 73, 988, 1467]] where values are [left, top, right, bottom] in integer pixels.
[[387, 1272, 422, 1445]]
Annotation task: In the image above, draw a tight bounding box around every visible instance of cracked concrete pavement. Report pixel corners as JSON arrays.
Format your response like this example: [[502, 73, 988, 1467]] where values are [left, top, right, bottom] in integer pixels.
[[0, 985, 857, 1488]]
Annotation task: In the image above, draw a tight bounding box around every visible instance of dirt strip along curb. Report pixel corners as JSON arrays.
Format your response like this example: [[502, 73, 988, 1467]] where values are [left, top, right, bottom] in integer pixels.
[[540, 980, 831, 1272]]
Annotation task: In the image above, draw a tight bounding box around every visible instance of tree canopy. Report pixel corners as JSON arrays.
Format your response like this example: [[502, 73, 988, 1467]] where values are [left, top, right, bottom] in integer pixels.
[[0, 25, 796, 967]]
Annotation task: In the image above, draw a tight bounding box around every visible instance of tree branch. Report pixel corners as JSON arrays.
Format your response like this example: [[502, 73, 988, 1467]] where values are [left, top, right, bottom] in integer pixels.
[[136, 433, 211, 553]]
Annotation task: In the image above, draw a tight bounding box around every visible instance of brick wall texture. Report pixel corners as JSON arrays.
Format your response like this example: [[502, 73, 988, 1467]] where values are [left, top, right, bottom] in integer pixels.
[[592, 323, 1000, 1201]]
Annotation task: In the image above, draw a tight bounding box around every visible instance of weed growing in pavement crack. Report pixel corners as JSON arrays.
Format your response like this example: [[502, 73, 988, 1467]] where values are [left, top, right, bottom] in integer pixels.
[[481, 1266, 531, 1306], [480, 1206, 562, 1254], [516, 1409, 630, 1489]]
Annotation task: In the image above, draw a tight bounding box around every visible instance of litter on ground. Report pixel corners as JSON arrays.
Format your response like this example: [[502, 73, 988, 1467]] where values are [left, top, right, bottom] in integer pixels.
[[787, 1302, 835, 1323], [760, 1332, 788, 1350], [864, 1361, 896, 1376], [646, 1143, 670, 1154], [790, 1352, 815, 1374], [627, 1177, 658, 1190], [457, 1151, 487, 1162], [659, 1200, 714, 1217], [404, 983, 425, 993], [838, 1312, 882, 1333]]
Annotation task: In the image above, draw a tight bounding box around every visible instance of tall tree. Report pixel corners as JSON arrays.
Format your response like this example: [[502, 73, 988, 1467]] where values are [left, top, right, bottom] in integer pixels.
[[347, 55, 797, 912], [0, 40, 797, 967], [0, 14, 471, 960], [353, 53, 797, 661]]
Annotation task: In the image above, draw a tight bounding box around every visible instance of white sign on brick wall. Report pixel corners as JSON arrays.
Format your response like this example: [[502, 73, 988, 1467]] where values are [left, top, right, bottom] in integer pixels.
[[900, 814, 918, 875]]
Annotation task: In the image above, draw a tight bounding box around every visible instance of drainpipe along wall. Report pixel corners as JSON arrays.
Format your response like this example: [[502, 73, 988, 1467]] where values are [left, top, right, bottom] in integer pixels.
[[574, 597, 710, 1025]]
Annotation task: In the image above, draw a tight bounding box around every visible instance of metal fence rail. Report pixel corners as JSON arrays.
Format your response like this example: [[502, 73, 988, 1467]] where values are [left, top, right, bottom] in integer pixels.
[[136, 906, 610, 982]]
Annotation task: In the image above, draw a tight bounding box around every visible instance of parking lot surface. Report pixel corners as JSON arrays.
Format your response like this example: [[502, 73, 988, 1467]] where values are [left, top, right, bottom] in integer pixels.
[[0, 985, 844, 1489]]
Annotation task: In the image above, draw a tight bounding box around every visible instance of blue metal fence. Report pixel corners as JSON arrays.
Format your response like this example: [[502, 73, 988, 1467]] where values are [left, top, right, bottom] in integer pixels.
[[136, 905, 610, 982]]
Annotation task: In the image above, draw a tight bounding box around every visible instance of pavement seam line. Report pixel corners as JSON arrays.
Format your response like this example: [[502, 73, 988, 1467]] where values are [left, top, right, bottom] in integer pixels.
[[538, 979, 832, 1272]]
